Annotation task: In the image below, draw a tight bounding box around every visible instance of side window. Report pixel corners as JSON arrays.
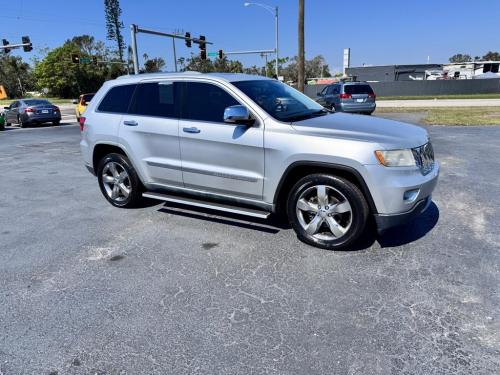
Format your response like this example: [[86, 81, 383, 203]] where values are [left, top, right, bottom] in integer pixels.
[[326, 86, 334, 95], [320, 86, 328, 96], [98, 84, 136, 113], [334, 85, 340, 95], [11, 101, 18, 109], [182, 82, 239, 123], [129, 81, 179, 118]]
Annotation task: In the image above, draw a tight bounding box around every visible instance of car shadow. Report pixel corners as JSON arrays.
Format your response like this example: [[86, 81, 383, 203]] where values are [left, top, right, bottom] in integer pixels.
[[157, 201, 289, 234], [154, 200, 439, 250], [376, 201, 440, 248]]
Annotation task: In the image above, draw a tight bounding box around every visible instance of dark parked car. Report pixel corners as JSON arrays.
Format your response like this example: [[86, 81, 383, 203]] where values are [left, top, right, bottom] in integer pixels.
[[4, 99, 61, 127], [316, 82, 376, 115]]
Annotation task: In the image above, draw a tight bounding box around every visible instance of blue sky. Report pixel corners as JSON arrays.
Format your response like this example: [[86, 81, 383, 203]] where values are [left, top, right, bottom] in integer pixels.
[[1, 0, 499, 72]]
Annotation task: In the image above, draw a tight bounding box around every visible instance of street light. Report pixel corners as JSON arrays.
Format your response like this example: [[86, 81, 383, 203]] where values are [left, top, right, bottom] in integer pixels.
[[244, 2, 279, 78]]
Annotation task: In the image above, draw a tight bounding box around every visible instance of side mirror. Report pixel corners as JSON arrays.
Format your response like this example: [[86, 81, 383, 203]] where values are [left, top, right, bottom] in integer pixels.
[[223, 105, 254, 126], [317, 92, 324, 97]]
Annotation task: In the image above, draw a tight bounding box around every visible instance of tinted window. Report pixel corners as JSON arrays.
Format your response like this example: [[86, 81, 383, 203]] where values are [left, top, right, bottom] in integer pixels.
[[344, 84, 374, 95], [129, 82, 178, 118], [98, 84, 136, 113], [24, 99, 49, 106], [82, 94, 94, 103], [182, 82, 239, 123]]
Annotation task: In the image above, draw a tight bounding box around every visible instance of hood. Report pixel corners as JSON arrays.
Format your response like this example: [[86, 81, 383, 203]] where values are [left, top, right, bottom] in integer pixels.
[[291, 113, 429, 149]]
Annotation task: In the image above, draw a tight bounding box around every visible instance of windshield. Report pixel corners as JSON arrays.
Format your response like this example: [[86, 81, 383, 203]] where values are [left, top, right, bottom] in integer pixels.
[[233, 80, 328, 122], [24, 99, 50, 106]]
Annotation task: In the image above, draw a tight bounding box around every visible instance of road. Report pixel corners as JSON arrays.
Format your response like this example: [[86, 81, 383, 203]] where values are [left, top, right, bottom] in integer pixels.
[[377, 98, 500, 108], [0, 119, 499, 374]]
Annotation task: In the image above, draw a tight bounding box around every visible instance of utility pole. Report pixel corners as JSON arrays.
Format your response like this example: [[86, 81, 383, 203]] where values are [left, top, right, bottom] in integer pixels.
[[297, 0, 305, 92]]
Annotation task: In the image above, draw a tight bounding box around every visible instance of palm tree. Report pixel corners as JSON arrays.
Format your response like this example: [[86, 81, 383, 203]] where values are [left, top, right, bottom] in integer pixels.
[[297, 0, 305, 92]]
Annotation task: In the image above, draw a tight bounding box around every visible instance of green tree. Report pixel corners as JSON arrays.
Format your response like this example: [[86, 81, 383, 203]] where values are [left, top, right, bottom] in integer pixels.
[[143, 57, 166, 73], [448, 53, 472, 63], [104, 0, 125, 62], [183, 55, 214, 73], [33, 37, 112, 98], [482, 51, 500, 61], [213, 57, 244, 73], [0, 56, 34, 98]]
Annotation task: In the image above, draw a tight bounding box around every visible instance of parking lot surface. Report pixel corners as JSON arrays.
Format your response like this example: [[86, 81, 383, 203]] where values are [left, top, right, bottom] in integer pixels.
[[1, 119, 499, 374]]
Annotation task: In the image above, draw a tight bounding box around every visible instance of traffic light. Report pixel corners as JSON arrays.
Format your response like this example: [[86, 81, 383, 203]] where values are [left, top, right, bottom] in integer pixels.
[[2, 39, 10, 54], [92, 56, 98, 65], [185, 32, 191, 48], [198, 35, 206, 50], [21, 36, 32, 52], [218, 50, 224, 59], [71, 54, 80, 64], [198, 35, 206, 60]]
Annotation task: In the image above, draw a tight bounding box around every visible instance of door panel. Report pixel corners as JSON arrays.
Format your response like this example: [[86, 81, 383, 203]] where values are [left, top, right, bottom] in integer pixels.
[[179, 82, 264, 199], [118, 81, 183, 186]]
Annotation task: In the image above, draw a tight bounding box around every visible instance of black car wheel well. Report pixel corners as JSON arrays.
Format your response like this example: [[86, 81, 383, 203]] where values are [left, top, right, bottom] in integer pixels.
[[273, 161, 378, 215]]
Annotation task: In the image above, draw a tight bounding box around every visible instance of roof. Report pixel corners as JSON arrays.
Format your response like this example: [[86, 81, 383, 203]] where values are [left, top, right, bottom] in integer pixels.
[[115, 71, 271, 84]]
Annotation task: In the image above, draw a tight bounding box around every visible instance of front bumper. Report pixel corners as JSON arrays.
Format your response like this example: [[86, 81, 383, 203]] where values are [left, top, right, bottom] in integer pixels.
[[374, 195, 432, 233]]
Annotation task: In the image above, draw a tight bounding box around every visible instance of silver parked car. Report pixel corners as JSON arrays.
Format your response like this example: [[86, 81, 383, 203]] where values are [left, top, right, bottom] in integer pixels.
[[316, 81, 376, 114], [4, 99, 61, 127], [80, 72, 439, 250]]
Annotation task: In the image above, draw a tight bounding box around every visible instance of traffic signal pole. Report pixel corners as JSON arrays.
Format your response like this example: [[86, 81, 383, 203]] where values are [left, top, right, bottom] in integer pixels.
[[129, 24, 213, 74]]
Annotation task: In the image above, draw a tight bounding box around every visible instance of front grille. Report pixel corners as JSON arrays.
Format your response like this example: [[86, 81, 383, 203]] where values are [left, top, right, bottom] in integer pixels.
[[412, 142, 435, 175]]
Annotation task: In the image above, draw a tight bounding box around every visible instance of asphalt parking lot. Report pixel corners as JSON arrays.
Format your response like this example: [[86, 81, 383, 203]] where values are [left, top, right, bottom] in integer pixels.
[[1, 117, 499, 374]]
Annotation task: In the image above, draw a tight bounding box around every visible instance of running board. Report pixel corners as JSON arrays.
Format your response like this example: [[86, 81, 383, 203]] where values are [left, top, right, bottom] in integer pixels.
[[143, 192, 271, 219]]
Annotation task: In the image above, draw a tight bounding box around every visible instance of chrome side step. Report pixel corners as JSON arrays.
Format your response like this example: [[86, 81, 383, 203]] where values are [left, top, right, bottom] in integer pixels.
[[143, 192, 271, 219]]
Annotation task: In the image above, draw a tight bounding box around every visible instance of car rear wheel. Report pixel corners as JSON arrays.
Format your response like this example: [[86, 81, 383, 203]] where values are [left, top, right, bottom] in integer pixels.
[[17, 115, 25, 128], [97, 153, 143, 208], [287, 174, 369, 250], [52, 121, 60, 126]]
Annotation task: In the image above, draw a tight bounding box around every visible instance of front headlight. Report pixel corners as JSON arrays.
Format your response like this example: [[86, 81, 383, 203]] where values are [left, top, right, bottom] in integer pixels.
[[375, 149, 416, 167]]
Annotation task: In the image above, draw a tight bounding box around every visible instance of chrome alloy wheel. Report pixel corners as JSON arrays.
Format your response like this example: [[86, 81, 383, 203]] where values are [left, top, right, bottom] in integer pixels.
[[101, 161, 131, 202], [295, 185, 352, 241]]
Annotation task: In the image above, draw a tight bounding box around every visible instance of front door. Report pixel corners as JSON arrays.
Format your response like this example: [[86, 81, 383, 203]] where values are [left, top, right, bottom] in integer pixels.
[[119, 81, 183, 187], [178, 81, 264, 200]]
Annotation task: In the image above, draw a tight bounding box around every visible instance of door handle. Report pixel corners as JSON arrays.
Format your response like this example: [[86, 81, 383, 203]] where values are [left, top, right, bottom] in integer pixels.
[[183, 127, 200, 134], [123, 120, 138, 126]]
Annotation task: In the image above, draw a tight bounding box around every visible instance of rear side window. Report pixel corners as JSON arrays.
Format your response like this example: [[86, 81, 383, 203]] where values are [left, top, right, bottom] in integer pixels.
[[182, 82, 239, 123], [344, 84, 374, 95], [98, 84, 136, 113], [128, 82, 179, 118]]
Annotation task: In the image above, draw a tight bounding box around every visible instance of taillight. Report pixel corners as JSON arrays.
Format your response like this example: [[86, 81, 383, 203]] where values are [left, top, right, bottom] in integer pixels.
[[25, 107, 35, 113], [339, 93, 352, 100], [79, 117, 86, 132], [53, 106, 60, 112], [368, 93, 376, 99]]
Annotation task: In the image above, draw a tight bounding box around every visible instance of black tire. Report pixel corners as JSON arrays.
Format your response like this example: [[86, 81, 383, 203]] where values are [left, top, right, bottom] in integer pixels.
[[0, 123, 4, 131], [287, 174, 369, 250], [97, 153, 143, 208], [52, 121, 61, 126]]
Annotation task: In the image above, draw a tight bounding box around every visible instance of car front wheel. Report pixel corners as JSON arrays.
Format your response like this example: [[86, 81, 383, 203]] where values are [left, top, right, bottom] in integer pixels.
[[287, 174, 369, 250], [97, 153, 143, 208]]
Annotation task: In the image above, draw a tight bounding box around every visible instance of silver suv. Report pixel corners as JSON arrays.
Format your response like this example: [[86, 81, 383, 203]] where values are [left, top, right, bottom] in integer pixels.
[[80, 72, 439, 250]]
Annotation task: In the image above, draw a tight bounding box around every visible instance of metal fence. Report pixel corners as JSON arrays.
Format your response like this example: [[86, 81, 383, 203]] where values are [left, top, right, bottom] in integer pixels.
[[304, 78, 500, 98]]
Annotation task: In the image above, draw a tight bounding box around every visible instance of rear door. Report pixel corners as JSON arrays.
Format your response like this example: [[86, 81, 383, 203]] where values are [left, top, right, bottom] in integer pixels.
[[178, 81, 264, 199], [119, 80, 183, 187], [6, 101, 19, 123], [344, 84, 375, 104]]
